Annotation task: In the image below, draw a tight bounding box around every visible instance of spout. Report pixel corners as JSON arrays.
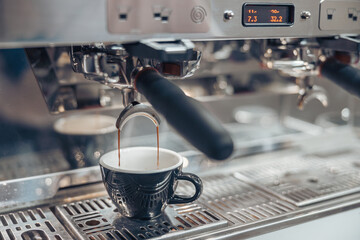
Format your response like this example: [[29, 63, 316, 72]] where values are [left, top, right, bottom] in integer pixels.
[[116, 101, 161, 131]]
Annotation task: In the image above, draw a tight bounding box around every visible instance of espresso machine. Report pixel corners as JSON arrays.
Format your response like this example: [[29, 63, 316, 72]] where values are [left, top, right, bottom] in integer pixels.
[[0, 0, 360, 239]]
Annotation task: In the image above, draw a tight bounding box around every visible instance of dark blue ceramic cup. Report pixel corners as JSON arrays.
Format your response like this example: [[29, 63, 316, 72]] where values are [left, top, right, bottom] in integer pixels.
[[99, 147, 203, 219]]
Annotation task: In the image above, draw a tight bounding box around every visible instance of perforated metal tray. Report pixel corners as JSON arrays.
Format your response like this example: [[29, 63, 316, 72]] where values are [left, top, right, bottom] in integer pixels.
[[3, 147, 360, 239], [0, 207, 71, 240], [54, 197, 227, 240], [177, 174, 297, 225], [235, 149, 360, 206], [52, 174, 299, 239]]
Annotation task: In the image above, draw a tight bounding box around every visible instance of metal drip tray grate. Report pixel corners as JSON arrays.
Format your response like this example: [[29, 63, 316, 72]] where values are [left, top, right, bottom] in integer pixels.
[[236, 150, 360, 206], [0, 207, 71, 240], [54, 197, 227, 240], [177, 174, 297, 225]]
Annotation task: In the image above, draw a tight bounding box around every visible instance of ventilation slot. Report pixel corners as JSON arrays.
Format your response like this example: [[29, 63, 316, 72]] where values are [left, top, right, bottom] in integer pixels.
[[18, 212, 27, 223], [114, 230, 127, 240], [63, 206, 74, 216], [175, 217, 191, 228], [183, 215, 199, 226], [100, 198, 112, 208], [0, 216, 7, 227], [189, 214, 206, 224], [87, 227, 113, 236], [86, 201, 97, 211], [197, 212, 213, 223], [203, 211, 220, 221], [8, 214, 17, 225], [71, 204, 81, 214], [79, 203, 89, 213], [74, 214, 102, 222], [98, 234, 107, 240], [37, 208, 46, 219], [123, 228, 137, 240], [93, 200, 104, 210], [27, 210, 37, 221], [45, 221, 56, 232], [106, 232, 116, 239], [6, 229, 15, 240]]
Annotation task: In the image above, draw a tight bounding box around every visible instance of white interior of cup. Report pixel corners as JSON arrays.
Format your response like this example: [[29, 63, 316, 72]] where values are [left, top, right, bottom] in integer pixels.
[[100, 147, 183, 174], [54, 114, 117, 135]]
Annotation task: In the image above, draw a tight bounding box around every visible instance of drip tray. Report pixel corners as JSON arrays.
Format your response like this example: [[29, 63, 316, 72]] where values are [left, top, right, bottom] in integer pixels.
[[0, 207, 71, 240], [178, 174, 297, 225], [236, 150, 360, 206], [54, 197, 228, 240]]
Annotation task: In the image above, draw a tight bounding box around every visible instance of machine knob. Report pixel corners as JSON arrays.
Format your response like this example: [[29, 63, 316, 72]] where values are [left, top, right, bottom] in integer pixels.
[[301, 11, 311, 20], [224, 10, 235, 21]]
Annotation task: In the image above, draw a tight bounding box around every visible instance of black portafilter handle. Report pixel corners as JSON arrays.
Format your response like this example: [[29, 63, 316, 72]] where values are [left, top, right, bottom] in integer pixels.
[[134, 68, 234, 160], [321, 59, 360, 97]]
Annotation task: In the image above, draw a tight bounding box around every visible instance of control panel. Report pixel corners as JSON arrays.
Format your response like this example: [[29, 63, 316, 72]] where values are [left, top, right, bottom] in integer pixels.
[[107, 0, 210, 34], [0, 0, 359, 47], [106, 0, 359, 38], [319, 0, 360, 31]]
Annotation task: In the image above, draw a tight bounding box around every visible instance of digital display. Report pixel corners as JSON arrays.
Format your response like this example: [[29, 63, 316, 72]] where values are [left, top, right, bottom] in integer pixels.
[[243, 4, 294, 26]]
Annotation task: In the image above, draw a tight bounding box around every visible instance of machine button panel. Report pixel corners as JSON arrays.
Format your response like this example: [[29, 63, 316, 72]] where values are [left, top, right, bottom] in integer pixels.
[[319, 0, 360, 31], [107, 0, 210, 34]]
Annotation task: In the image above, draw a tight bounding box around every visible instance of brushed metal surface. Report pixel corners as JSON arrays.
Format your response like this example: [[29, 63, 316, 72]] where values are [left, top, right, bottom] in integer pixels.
[[0, 0, 359, 47]]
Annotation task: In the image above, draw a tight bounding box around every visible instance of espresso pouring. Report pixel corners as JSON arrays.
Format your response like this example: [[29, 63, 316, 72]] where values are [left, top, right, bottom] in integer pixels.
[[117, 125, 160, 168]]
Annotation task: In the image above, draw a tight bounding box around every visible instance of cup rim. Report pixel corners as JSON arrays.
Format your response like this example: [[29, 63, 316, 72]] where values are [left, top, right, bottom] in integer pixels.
[[54, 114, 117, 135], [99, 147, 183, 174]]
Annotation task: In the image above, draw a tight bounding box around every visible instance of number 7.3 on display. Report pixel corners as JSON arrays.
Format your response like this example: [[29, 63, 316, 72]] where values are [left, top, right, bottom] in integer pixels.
[[243, 4, 294, 26]]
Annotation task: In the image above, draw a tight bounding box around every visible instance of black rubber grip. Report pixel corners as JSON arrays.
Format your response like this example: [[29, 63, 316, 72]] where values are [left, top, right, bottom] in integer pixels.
[[321, 59, 360, 97], [134, 68, 234, 160]]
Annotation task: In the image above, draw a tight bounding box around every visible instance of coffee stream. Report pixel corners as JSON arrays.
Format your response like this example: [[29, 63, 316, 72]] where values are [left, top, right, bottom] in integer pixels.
[[156, 125, 159, 168], [118, 129, 121, 167], [117, 126, 160, 169]]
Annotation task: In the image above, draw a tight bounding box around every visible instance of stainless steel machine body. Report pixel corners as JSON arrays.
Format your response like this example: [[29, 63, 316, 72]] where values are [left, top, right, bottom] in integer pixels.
[[1, 0, 359, 45], [0, 0, 360, 239]]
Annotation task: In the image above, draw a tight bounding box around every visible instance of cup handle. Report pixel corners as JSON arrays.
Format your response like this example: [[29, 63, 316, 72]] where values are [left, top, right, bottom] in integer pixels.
[[168, 172, 203, 204]]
